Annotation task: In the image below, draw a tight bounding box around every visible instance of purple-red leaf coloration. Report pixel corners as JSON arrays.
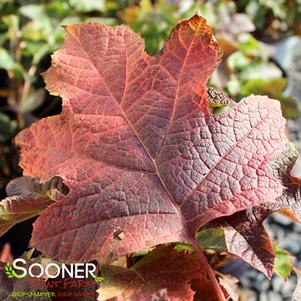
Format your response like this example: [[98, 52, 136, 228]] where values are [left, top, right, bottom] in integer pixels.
[[0, 177, 65, 236], [98, 246, 227, 301], [15, 15, 289, 287], [215, 143, 301, 279], [206, 208, 275, 278]]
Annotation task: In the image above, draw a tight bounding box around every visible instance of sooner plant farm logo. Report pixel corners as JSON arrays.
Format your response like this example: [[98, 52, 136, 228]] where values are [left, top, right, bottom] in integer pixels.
[[3, 258, 103, 282], [4, 262, 22, 279], [2, 259, 103, 299]]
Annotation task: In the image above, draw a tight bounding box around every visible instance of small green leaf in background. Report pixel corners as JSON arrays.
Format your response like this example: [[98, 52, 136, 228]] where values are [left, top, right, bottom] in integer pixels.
[[174, 243, 193, 252], [273, 242, 294, 279], [226, 75, 241, 96], [196, 227, 228, 252], [238, 33, 260, 55], [0, 48, 24, 79], [21, 88, 44, 113], [0, 48, 15, 70], [240, 61, 282, 82], [0, 113, 18, 142], [69, 0, 105, 12], [175, 227, 228, 253], [228, 51, 251, 70]]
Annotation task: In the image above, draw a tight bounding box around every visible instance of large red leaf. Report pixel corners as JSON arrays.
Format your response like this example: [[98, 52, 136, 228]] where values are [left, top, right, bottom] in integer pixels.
[[98, 246, 226, 301], [16, 15, 287, 266], [206, 208, 275, 278]]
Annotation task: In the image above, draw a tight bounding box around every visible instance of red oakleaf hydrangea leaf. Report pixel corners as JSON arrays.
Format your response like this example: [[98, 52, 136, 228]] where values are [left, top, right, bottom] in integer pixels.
[[223, 210, 274, 278], [206, 207, 275, 278], [215, 143, 301, 278], [266, 143, 301, 221], [0, 177, 62, 236], [98, 246, 225, 301], [16, 15, 287, 266]]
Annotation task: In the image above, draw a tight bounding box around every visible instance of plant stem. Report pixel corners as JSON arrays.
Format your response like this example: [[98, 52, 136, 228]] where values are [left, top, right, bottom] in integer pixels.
[[8, 15, 24, 129], [193, 243, 227, 301]]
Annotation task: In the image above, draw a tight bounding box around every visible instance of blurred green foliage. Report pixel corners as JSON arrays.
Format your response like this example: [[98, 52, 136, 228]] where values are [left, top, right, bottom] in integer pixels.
[[0, 0, 300, 192], [273, 242, 295, 279]]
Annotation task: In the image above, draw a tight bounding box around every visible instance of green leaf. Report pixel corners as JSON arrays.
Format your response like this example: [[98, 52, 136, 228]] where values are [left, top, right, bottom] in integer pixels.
[[238, 33, 260, 55], [0, 48, 15, 70], [240, 61, 282, 81], [21, 88, 45, 113], [227, 51, 251, 70], [19, 4, 46, 20], [0, 48, 24, 79], [69, 0, 105, 12], [273, 242, 294, 279], [196, 227, 227, 252], [226, 75, 241, 96], [173, 243, 193, 252], [0, 113, 18, 142]]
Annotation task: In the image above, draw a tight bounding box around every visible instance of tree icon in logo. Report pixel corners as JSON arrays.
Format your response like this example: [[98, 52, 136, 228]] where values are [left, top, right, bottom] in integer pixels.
[[4, 262, 25, 279], [93, 276, 104, 283]]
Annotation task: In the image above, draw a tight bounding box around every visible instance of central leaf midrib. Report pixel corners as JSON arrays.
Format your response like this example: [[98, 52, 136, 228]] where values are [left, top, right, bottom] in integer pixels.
[[66, 26, 224, 232]]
